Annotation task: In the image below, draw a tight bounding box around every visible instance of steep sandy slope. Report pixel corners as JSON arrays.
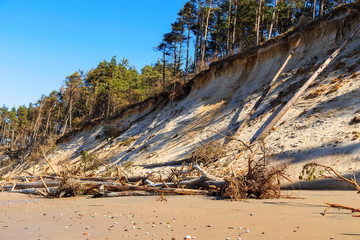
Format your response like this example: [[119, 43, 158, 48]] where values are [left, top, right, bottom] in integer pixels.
[[20, 4, 360, 189]]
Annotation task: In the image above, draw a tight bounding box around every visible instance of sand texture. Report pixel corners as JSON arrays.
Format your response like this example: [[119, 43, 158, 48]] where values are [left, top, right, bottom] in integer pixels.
[[0, 191, 359, 240]]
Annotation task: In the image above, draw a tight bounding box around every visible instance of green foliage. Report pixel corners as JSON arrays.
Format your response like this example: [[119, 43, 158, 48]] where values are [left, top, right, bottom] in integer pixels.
[[122, 161, 134, 171], [299, 162, 326, 182], [80, 151, 100, 173], [119, 137, 136, 147]]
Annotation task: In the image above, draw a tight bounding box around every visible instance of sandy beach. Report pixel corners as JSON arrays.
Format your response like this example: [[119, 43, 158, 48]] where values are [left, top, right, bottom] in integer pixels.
[[0, 190, 359, 240]]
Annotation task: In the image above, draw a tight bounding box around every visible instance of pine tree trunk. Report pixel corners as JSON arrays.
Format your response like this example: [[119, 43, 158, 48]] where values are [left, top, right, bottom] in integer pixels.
[[226, 0, 232, 54], [313, 0, 317, 19], [32, 99, 44, 144], [256, 0, 263, 45], [178, 28, 184, 77], [268, 0, 278, 39], [260, 1, 265, 42], [10, 128, 14, 150], [0, 121, 5, 145], [194, 0, 202, 70], [43, 111, 51, 137], [201, 0, 213, 67], [232, 0, 238, 53], [162, 50, 166, 91], [320, 0, 324, 16], [173, 42, 178, 77], [61, 117, 68, 136], [54, 106, 60, 135], [185, 22, 191, 80], [68, 96, 73, 129]]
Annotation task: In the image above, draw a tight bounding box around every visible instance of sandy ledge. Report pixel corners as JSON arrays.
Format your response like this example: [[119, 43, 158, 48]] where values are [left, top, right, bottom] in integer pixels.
[[0, 190, 359, 240]]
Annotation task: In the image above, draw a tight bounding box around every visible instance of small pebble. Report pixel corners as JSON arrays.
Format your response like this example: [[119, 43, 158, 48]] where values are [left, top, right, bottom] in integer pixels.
[[226, 238, 231, 240], [166, 225, 171, 228], [184, 235, 191, 240]]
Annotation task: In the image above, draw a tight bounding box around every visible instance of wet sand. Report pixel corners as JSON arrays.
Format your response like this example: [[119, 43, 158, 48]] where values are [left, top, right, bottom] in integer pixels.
[[0, 190, 359, 240]]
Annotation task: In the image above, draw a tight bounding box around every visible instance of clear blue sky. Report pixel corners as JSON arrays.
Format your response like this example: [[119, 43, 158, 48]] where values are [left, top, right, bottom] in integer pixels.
[[0, 0, 187, 108]]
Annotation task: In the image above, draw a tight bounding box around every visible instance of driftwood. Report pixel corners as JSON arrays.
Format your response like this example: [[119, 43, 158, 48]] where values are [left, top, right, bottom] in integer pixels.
[[254, 21, 360, 143], [40, 148, 57, 174], [237, 36, 302, 133], [1, 181, 60, 190], [9, 187, 58, 195], [141, 158, 192, 168], [177, 165, 225, 188], [93, 191, 155, 198], [39, 175, 51, 196], [81, 182, 210, 195], [323, 202, 360, 216]]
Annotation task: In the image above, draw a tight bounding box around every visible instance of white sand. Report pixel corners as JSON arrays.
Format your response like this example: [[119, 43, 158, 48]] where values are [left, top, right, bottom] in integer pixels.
[[0, 191, 359, 240]]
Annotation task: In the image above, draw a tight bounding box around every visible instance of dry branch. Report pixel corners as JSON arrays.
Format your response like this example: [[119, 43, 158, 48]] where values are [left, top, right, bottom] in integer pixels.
[[300, 162, 360, 192], [323, 202, 360, 216], [93, 191, 155, 198], [39, 175, 51, 196], [1, 181, 60, 190], [40, 148, 57, 174], [177, 164, 225, 188], [85, 183, 211, 195]]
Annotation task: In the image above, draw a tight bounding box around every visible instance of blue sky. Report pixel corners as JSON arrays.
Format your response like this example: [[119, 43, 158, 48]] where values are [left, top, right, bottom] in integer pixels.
[[0, 0, 187, 108]]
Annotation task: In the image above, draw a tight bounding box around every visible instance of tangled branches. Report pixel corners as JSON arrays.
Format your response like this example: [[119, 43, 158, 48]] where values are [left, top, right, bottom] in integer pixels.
[[221, 158, 287, 200], [221, 141, 289, 200]]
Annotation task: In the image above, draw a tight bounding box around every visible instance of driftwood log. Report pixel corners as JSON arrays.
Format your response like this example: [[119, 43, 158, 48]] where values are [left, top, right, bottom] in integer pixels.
[[81, 182, 211, 195], [177, 165, 225, 188], [93, 191, 155, 198], [1, 181, 60, 190]]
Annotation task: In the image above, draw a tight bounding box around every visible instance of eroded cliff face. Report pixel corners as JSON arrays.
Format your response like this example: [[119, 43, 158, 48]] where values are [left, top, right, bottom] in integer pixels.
[[16, 4, 360, 188]]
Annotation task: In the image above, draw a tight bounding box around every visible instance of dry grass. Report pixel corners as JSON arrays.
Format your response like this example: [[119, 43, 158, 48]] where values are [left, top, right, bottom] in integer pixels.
[[305, 86, 327, 99], [350, 72, 359, 79], [190, 141, 226, 166]]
